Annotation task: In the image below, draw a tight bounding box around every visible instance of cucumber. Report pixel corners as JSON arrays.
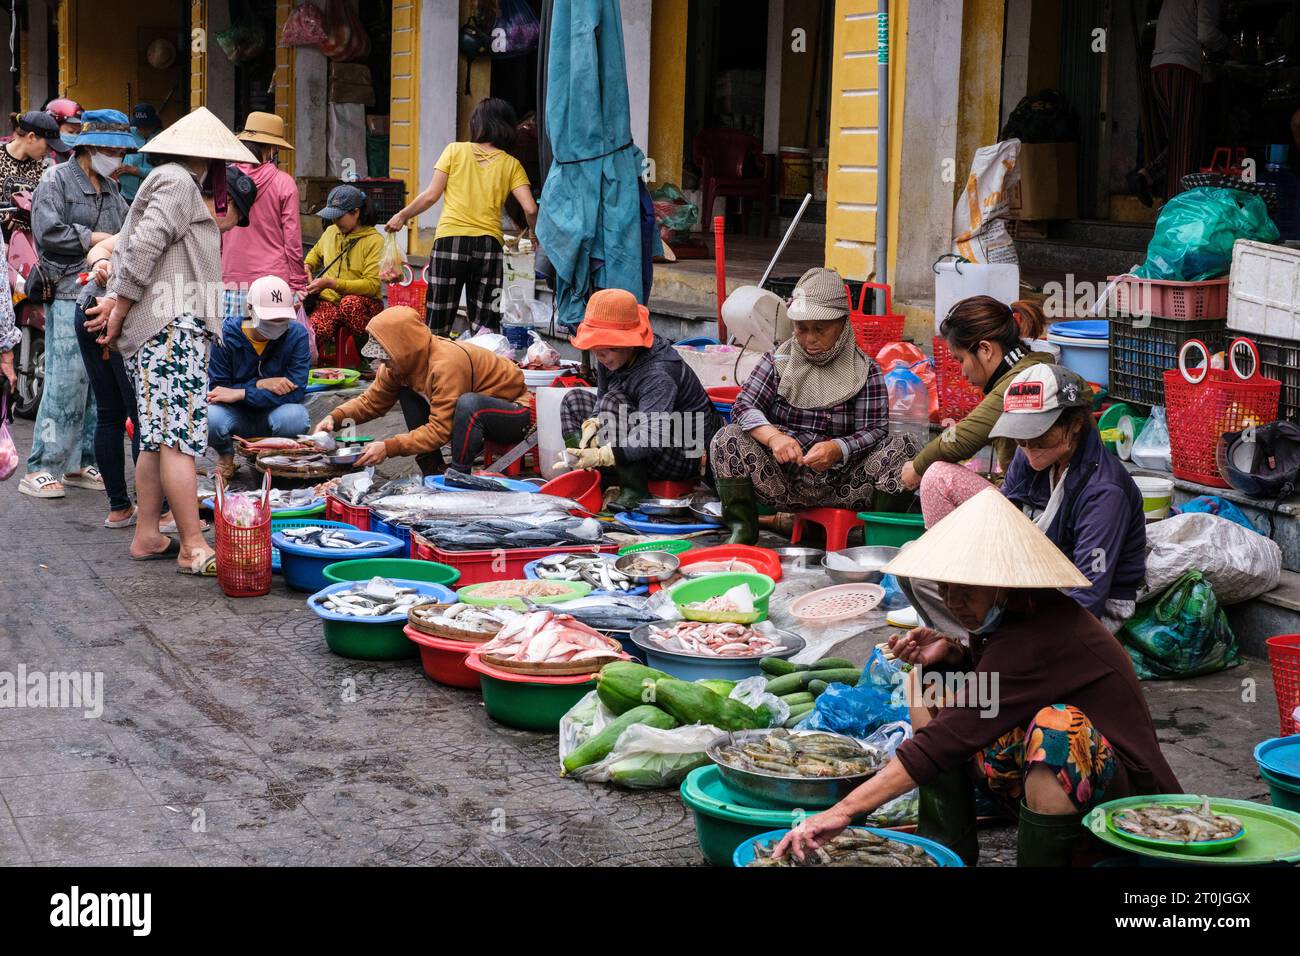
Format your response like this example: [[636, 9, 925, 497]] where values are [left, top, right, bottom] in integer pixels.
[[596, 661, 670, 715], [697, 679, 737, 697], [759, 657, 796, 676], [779, 692, 815, 707], [650, 678, 768, 731], [807, 679, 828, 697], [763, 672, 808, 696], [783, 704, 815, 728], [803, 667, 862, 686], [561, 705, 678, 775], [810, 657, 854, 670]]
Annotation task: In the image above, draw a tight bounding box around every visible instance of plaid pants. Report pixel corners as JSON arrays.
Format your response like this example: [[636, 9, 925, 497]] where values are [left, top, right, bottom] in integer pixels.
[[560, 389, 703, 481], [425, 234, 504, 335]]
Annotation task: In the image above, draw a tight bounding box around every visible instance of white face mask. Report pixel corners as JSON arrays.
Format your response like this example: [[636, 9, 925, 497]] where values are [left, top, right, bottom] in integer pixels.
[[89, 150, 119, 178]]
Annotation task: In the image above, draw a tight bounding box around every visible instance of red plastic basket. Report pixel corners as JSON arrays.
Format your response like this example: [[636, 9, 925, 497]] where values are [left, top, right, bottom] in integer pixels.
[[1267, 635, 1300, 737], [385, 262, 428, 313], [848, 282, 904, 359], [1163, 338, 1280, 487], [1107, 274, 1229, 321], [214, 473, 272, 598], [325, 493, 371, 531], [932, 336, 983, 423]]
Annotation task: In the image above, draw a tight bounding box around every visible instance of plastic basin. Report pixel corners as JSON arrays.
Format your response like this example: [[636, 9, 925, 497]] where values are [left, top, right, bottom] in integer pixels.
[[680, 765, 808, 866], [857, 511, 925, 548], [1133, 476, 1174, 520], [677, 544, 783, 582], [274, 529, 405, 592], [307, 580, 458, 660], [403, 625, 482, 689], [1261, 767, 1300, 813], [732, 827, 964, 867], [464, 655, 595, 732], [618, 539, 693, 556], [667, 572, 776, 622], [1048, 321, 1110, 388], [270, 517, 356, 574], [631, 627, 804, 682], [322, 557, 461, 587], [538, 469, 603, 513]]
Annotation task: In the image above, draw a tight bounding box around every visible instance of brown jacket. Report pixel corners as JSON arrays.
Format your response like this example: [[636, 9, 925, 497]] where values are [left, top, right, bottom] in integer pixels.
[[329, 306, 528, 457]]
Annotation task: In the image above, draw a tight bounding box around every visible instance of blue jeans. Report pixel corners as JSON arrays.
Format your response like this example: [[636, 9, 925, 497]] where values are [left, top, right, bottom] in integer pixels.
[[27, 298, 97, 476], [74, 300, 139, 512], [207, 402, 311, 454]]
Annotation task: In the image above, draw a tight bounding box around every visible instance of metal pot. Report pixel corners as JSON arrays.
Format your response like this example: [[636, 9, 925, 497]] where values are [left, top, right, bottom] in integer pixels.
[[638, 497, 692, 517], [706, 729, 883, 809], [821, 546, 900, 585]]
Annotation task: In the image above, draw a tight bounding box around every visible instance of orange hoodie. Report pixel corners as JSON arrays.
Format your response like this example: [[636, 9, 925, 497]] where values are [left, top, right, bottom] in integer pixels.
[[329, 307, 528, 457]]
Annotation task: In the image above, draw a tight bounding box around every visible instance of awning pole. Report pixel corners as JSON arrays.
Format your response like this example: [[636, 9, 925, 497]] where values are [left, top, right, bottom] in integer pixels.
[[759, 192, 812, 289], [875, 1, 889, 284], [714, 215, 727, 341]]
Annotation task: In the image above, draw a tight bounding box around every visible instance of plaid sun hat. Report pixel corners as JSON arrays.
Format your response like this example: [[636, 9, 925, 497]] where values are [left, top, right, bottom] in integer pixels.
[[786, 267, 850, 322]]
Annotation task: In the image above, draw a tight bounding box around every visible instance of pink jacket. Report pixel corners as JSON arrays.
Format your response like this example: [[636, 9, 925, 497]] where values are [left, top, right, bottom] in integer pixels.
[[220, 161, 310, 293]]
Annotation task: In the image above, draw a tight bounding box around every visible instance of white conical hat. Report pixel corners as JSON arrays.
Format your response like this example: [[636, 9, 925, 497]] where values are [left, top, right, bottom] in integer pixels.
[[881, 488, 1092, 589], [140, 106, 258, 163]]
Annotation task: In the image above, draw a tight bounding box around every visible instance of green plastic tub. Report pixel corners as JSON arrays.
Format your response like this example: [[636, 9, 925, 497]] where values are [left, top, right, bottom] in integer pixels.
[[618, 539, 693, 556], [667, 572, 775, 622], [464, 656, 595, 732], [1262, 767, 1300, 813], [322, 557, 460, 587], [309, 580, 457, 661], [857, 511, 925, 548], [680, 765, 805, 866]]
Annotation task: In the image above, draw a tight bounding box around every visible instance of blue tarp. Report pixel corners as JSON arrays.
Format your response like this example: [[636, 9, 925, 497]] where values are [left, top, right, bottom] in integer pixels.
[[536, 0, 660, 328]]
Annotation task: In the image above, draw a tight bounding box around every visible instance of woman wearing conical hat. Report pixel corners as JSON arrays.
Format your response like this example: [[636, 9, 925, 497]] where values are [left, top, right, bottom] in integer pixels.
[[776, 489, 1180, 868], [85, 107, 257, 576]]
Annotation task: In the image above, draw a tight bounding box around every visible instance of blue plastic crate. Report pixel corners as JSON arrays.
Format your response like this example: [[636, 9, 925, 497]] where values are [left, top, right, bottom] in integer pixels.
[[368, 516, 415, 557]]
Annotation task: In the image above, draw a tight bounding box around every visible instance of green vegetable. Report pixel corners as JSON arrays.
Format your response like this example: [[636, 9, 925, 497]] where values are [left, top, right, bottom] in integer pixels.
[[608, 752, 711, 788], [650, 678, 768, 731], [763, 672, 808, 696], [807, 679, 828, 697], [697, 679, 737, 697], [561, 705, 678, 775], [759, 657, 797, 676], [779, 692, 814, 707], [809, 657, 854, 670], [596, 661, 670, 715], [783, 703, 815, 728], [803, 667, 862, 686]]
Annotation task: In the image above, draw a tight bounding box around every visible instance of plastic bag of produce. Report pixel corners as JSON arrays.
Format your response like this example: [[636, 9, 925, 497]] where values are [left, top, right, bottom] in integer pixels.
[[461, 331, 516, 360], [489, 0, 541, 58], [858, 721, 919, 827], [0, 387, 16, 481], [799, 647, 908, 737], [651, 183, 700, 242], [1140, 512, 1280, 605], [1129, 406, 1171, 471], [280, 1, 329, 46], [1133, 187, 1279, 281], [730, 674, 788, 727], [1121, 570, 1244, 679], [378, 230, 405, 282], [216, 20, 267, 66]]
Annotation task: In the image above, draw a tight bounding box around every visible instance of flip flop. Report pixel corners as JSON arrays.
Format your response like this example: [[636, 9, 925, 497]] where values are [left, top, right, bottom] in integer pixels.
[[62, 467, 105, 491], [177, 550, 218, 576], [160, 517, 211, 534], [105, 507, 138, 529], [18, 473, 66, 499], [130, 538, 182, 561]]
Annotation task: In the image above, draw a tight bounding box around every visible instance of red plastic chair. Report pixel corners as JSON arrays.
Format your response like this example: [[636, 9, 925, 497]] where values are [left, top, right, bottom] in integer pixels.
[[790, 507, 860, 552], [692, 128, 770, 236]]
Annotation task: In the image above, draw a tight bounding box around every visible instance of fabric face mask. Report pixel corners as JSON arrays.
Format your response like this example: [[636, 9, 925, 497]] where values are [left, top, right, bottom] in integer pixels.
[[969, 600, 1006, 636], [89, 151, 120, 179]]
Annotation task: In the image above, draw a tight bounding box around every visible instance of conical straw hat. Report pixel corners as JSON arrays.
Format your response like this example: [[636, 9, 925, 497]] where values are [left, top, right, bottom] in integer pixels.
[[140, 106, 258, 163], [881, 488, 1092, 589]]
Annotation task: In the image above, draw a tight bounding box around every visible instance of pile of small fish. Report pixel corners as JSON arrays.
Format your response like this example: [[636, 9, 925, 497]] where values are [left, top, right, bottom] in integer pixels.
[[413, 515, 604, 552], [620, 554, 675, 577], [646, 621, 788, 657], [316, 577, 436, 618], [267, 488, 321, 509], [681, 559, 758, 577], [475, 610, 621, 664], [259, 454, 334, 471], [534, 554, 633, 591], [472, 580, 574, 599], [1113, 797, 1243, 843], [414, 603, 521, 635], [747, 830, 936, 867], [279, 526, 388, 550], [715, 729, 882, 778]]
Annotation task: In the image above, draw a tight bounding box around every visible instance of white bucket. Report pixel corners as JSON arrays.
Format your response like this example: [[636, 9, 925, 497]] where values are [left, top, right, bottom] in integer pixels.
[[1133, 476, 1174, 520], [536, 385, 595, 480]]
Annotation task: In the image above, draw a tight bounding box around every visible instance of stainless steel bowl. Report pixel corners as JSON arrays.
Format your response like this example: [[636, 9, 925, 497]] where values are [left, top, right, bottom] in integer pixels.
[[613, 550, 681, 583], [772, 546, 825, 571], [328, 450, 364, 467], [822, 545, 900, 585], [638, 497, 692, 517], [706, 729, 883, 809]]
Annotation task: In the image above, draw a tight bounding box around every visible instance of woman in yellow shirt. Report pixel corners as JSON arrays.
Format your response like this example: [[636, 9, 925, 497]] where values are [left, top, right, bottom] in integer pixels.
[[387, 98, 538, 335]]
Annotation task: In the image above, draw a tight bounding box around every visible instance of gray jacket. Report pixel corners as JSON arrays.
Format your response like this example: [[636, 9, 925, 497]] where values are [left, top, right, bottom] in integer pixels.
[[31, 158, 128, 299]]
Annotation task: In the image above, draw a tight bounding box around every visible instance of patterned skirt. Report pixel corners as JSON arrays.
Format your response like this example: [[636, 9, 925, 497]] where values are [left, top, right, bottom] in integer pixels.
[[978, 703, 1118, 812], [128, 315, 212, 457], [709, 423, 920, 511]]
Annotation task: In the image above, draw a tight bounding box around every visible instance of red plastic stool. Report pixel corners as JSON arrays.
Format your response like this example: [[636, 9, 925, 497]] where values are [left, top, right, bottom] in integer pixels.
[[317, 329, 362, 370], [790, 507, 860, 551], [648, 479, 696, 498], [482, 439, 523, 477]]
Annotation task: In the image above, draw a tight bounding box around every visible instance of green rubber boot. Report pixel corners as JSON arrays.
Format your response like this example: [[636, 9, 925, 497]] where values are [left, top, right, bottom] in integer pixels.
[[1015, 802, 1087, 867], [563, 431, 582, 449], [610, 463, 650, 514], [916, 768, 979, 866], [716, 477, 759, 545]]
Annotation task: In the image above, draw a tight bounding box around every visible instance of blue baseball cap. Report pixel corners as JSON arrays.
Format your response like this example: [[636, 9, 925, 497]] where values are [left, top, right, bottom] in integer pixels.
[[315, 184, 367, 221]]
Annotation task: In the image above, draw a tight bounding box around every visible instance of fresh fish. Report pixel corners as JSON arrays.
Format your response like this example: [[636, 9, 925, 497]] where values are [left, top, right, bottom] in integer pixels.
[[748, 830, 936, 868], [716, 730, 881, 778], [442, 468, 512, 493], [540, 599, 662, 632], [280, 526, 386, 550], [1113, 797, 1242, 843], [317, 577, 436, 619], [336, 471, 373, 505], [369, 490, 581, 519]]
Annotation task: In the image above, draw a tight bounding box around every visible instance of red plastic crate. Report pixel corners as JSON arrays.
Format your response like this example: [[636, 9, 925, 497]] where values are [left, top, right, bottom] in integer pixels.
[[325, 494, 370, 531], [1267, 634, 1300, 737], [385, 262, 428, 313], [932, 336, 983, 423], [849, 281, 905, 359], [416, 537, 619, 586]]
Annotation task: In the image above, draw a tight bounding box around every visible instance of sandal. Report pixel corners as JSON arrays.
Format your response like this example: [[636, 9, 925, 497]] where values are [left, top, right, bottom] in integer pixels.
[[160, 517, 211, 534], [18, 473, 66, 499], [62, 467, 105, 491], [177, 549, 218, 576], [105, 506, 138, 529], [130, 538, 182, 561]]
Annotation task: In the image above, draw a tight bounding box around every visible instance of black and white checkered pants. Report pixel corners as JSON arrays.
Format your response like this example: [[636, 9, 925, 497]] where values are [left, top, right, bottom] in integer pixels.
[[424, 234, 504, 335], [560, 389, 704, 482]]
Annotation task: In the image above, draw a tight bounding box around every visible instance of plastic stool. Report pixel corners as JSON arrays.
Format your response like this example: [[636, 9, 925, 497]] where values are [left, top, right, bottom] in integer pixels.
[[482, 439, 524, 476], [318, 329, 362, 370], [791, 507, 860, 551], [648, 479, 696, 498]]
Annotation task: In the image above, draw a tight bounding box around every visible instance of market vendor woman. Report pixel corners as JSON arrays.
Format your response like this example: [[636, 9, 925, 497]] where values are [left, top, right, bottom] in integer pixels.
[[313, 305, 530, 474], [777, 488, 1180, 867], [559, 288, 723, 512], [709, 267, 920, 544]]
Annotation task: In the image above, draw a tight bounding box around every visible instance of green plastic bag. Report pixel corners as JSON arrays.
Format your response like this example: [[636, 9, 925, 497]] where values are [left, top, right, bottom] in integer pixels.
[[651, 183, 699, 239], [1119, 571, 1243, 680], [1133, 187, 1278, 281]]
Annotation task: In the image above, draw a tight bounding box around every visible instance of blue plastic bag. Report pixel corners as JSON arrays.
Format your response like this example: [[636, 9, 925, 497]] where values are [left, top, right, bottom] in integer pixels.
[[799, 648, 908, 736], [1174, 495, 1258, 533], [879, 573, 910, 610]]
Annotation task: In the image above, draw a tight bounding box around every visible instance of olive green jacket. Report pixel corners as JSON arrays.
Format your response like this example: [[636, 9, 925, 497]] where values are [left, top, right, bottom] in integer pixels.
[[912, 349, 1056, 476]]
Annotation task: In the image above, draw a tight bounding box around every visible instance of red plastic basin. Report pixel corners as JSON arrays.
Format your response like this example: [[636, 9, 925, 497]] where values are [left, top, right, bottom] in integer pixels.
[[706, 386, 741, 404], [403, 625, 482, 690], [539, 468, 603, 513], [677, 544, 783, 582]]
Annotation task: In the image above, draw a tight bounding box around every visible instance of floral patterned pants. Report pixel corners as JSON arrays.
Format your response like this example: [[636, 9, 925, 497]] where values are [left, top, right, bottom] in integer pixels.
[[127, 316, 212, 457], [978, 703, 1117, 812], [307, 294, 383, 339]]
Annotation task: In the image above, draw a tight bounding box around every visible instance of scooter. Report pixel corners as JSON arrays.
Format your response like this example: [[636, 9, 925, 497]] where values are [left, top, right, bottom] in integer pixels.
[[1, 187, 46, 419]]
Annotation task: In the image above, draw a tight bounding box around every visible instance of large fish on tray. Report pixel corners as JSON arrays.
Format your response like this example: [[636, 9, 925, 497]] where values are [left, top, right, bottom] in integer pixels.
[[370, 490, 581, 520], [412, 516, 605, 552], [536, 595, 665, 632], [442, 468, 513, 493]]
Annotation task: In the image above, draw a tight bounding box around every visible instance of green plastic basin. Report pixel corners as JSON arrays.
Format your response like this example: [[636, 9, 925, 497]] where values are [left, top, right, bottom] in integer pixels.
[[464, 656, 595, 732], [680, 765, 806, 866], [322, 619, 418, 661], [667, 572, 775, 621], [322, 557, 460, 587], [857, 511, 925, 548], [1262, 767, 1300, 813]]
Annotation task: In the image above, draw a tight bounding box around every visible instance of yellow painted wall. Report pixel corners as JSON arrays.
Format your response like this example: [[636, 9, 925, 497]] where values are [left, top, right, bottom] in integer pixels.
[[954, 0, 1005, 207], [274, 0, 296, 176], [191, 1, 207, 111], [824, 0, 908, 282], [647, 0, 688, 187], [391, 0, 422, 251], [60, 0, 185, 121]]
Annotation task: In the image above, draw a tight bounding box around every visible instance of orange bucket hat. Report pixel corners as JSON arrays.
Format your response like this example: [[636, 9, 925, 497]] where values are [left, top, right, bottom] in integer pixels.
[[569, 289, 654, 350]]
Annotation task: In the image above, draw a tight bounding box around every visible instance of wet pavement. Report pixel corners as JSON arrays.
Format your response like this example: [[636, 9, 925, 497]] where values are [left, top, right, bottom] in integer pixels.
[[0, 415, 1284, 866]]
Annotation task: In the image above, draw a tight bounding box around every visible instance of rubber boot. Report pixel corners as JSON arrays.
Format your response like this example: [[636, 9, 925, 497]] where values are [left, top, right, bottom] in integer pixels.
[[609, 463, 650, 514], [563, 431, 581, 449], [716, 477, 759, 545], [916, 768, 979, 866], [871, 487, 917, 514], [1015, 801, 1087, 867]]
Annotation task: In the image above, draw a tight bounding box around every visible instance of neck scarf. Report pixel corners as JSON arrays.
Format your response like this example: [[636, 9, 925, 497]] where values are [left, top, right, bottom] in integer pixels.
[[773, 319, 872, 409]]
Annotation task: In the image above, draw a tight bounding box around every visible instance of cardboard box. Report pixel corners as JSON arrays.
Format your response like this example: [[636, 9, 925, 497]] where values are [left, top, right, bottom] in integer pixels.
[[329, 81, 376, 107], [1012, 142, 1079, 220], [330, 62, 372, 86]]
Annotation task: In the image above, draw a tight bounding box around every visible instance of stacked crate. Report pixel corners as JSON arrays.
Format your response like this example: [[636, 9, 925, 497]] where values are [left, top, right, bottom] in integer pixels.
[[1226, 240, 1300, 422]]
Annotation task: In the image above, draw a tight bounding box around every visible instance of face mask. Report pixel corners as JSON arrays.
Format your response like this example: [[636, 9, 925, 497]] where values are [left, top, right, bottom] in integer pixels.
[[969, 599, 1006, 636], [89, 151, 119, 178]]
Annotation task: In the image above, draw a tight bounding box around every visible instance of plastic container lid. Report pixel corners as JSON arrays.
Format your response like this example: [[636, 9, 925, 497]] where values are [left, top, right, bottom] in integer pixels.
[[790, 583, 885, 623], [1255, 736, 1300, 782], [1048, 319, 1108, 341]]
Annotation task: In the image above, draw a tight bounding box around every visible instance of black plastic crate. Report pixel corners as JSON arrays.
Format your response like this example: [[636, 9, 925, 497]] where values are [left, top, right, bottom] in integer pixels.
[[350, 177, 406, 220], [1108, 314, 1226, 409], [1254, 334, 1300, 423], [763, 275, 872, 313]]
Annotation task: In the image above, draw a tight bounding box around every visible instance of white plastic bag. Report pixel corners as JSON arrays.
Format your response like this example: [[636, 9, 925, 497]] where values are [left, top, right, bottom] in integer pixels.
[[1141, 511, 1281, 605], [461, 330, 515, 359], [524, 330, 562, 368], [730, 674, 789, 727], [1130, 406, 1172, 471], [953, 139, 1021, 264]]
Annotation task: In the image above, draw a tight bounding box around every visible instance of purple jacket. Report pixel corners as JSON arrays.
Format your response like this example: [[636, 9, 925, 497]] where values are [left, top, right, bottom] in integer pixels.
[[1001, 425, 1146, 617]]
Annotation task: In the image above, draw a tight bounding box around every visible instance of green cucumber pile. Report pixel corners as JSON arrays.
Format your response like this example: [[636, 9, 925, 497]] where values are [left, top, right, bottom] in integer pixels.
[[759, 657, 863, 728]]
